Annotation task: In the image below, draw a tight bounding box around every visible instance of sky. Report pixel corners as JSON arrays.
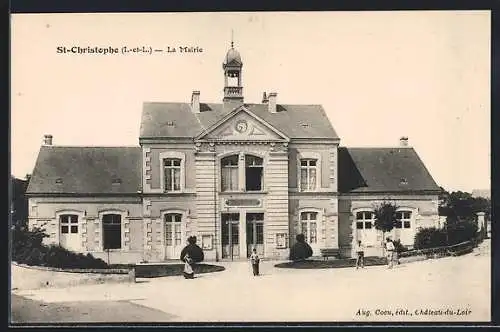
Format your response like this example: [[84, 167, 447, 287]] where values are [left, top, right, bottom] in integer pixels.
[[11, 11, 490, 193]]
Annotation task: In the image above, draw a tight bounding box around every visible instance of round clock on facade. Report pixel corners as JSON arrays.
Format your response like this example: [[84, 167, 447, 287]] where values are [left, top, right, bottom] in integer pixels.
[[235, 120, 248, 133]]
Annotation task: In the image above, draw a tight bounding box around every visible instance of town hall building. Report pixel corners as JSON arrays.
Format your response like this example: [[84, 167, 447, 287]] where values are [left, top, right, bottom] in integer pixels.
[[26, 42, 442, 263]]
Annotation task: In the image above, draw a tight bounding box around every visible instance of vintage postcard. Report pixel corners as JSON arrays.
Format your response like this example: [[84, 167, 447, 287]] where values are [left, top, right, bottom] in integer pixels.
[[10, 11, 491, 324]]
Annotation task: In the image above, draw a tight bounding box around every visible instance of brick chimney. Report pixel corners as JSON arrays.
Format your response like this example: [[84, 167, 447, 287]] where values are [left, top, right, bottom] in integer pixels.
[[43, 134, 53, 146], [191, 91, 200, 113], [399, 136, 409, 147], [268, 92, 277, 113], [262, 92, 268, 103]]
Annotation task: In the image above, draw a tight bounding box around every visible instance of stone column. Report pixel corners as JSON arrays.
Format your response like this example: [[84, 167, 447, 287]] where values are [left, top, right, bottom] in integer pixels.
[[239, 210, 247, 259]]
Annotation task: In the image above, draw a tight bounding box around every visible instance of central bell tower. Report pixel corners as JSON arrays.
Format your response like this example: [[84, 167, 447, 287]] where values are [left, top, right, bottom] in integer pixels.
[[222, 39, 243, 103]]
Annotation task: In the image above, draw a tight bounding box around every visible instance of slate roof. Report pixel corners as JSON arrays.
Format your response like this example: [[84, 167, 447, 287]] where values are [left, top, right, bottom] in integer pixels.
[[26, 145, 439, 195], [139, 102, 339, 139], [338, 147, 440, 194], [26, 146, 142, 195]]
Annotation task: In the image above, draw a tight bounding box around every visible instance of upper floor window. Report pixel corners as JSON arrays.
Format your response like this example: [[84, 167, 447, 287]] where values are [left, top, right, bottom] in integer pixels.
[[221, 155, 239, 191], [102, 214, 121, 250], [395, 211, 412, 229], [300, 159, 317, 191], [356, 211, 375, 229], [60, 214, 78, 234], [164, 158, 181, 191], [245, 155, 263, 191], [221, 154, 264, 192]]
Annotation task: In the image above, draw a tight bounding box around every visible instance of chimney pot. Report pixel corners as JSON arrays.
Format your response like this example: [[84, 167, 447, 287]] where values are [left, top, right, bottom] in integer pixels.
[[43, 134, 53, 146], [191, 91, 200, 113], [262, 92, 268, 103], [399, 136, 409, 147], [268, 92, 277, 113]]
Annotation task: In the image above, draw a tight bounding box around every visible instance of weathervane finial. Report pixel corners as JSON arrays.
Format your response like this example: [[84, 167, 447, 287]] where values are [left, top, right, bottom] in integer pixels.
[[231, 29, 234, 48]]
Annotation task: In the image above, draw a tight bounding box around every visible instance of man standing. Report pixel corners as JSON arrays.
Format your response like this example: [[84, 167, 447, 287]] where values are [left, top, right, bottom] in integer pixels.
[[355, 240, 365, 269], [385, 238, 395, 269]]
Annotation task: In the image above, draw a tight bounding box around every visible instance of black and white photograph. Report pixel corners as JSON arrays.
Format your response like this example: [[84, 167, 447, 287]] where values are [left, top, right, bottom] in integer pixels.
[[10, 11, 491, 324]]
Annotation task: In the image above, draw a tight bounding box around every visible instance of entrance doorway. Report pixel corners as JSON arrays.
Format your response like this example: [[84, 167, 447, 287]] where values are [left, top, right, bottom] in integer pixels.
[[164, 213, 183, 259], [59, 214, 81, 252], [221, 213, 240, 259], [246, 213, 264, 257]]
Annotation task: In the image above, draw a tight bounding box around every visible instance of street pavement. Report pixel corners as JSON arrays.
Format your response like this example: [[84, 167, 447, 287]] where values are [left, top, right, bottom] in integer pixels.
[[11, 240, 491, 323]]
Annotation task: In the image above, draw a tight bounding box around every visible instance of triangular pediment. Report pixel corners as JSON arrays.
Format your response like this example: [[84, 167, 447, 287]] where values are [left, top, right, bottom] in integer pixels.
[[196, 107, 289, 142]]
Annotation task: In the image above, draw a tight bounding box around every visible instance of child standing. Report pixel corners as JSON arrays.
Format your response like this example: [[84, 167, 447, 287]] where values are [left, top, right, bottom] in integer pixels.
[[250, 248, 260, 276], [385, 238, 395, 269], [183, 253, 194, 279], [355, 240, 365, 269]]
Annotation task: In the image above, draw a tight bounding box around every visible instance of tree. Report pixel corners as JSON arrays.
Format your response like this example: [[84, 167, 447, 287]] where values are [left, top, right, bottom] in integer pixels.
[[289, 234, 313, 261], [180, 236, 204, 263], [373, 201, 399, 243]]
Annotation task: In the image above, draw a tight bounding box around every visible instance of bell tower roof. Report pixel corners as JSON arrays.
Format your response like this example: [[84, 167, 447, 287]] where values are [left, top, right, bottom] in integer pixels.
[[224, 47, 242, 66], [222, 36, 244, 103]]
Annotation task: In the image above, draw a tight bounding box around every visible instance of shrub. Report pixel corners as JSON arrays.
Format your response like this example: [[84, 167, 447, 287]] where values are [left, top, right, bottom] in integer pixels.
[[12, 224, 108, 269], [289, 234, 313, 261], [446, 219, 478, 245], [180, 236, 204, 263], [414, 227, 447, 249]]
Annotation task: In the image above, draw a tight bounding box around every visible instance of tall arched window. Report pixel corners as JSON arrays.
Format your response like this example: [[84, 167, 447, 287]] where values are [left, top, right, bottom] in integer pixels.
[[221, 155, 239, 191], [245, 155, 263, 191]]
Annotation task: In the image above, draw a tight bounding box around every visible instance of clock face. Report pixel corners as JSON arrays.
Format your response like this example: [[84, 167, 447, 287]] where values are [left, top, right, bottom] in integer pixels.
[[235, 120, 248, 133]]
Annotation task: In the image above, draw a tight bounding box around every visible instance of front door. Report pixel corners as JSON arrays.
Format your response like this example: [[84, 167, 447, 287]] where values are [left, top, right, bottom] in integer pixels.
[[300, 212, 320, 255], [59, 214, 81, 252], [221, 213, 240, 260], [164, 213, 183, 260], [246, 213, 264, 257]]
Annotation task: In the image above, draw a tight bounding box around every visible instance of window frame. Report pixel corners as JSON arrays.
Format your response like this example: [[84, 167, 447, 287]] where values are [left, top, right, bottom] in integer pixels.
[[219, 152, 265, 193], [297, 152, 322, 192], [298, 209, 322, 245], [395, 210, 413, 229], [244, 154, 264, 192], [102, 213, 122, 250], [98, 210, 127, 252], [60, 214, 79, 234], [221, 154, 240, 192], [159, 151, 186, 193]]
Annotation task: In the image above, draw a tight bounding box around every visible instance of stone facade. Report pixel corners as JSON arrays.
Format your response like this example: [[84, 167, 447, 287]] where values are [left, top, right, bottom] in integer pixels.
[[26, 43, 441, 264]]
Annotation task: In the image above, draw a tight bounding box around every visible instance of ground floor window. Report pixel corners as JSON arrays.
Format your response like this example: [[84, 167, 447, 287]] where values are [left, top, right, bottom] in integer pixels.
[[395, 211, 412, 228], [300, 211, 318, 244], [165, 213, 182, 246], [355, 211, 376, 245], [103, 214, 121, 250], [60, 214, 78, 234]]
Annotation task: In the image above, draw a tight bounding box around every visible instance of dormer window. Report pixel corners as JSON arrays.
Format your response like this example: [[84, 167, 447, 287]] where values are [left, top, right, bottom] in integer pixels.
[[112, 178, 122, 185], [55, 178, 63, 184]]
